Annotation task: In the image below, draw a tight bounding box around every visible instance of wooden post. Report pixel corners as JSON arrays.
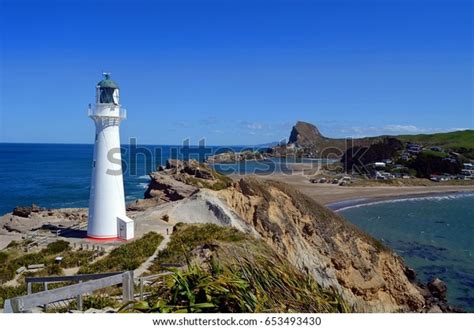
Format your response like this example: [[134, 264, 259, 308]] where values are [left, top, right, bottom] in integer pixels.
[[122, 271, 134, 302], [43, 282, 48, 312], [139, 277, 144, 301], [3, 300, 13, 313], [76, 280, 83, 311]]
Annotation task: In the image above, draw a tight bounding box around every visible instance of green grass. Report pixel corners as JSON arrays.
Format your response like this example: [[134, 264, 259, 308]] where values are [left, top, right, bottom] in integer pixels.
[[419, 149, 449, 158], [0, 240, 97, 307], [141, 224, 350, 313], [79, 232, 164, 274], [0, 240, 95, 283], [397, 130, 474, 152]]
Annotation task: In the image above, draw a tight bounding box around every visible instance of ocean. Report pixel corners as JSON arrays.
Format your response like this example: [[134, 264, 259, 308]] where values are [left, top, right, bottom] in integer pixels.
[[337, 194, 474, 311], [0, 143, 320, 215]]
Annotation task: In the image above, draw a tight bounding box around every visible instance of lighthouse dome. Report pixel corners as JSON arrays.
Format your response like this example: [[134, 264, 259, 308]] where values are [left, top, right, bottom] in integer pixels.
[[96, 73, 120, 104], [97, 73, 119, 89]]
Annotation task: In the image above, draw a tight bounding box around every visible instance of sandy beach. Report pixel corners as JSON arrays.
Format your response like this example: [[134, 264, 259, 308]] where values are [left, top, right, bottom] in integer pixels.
[[232, 172, 474, 207]]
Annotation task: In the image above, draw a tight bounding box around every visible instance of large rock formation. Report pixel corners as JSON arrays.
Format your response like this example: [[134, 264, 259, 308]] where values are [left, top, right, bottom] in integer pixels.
[[288, 121, 323, 146], [127, 159, 232, 211]]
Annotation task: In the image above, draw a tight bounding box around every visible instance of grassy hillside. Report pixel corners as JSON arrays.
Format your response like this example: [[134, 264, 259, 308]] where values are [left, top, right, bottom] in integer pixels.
[[395, 130, 474, 151]]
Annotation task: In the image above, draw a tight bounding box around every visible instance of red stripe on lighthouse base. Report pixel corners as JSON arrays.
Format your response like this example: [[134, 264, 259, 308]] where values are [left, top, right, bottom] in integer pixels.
[[86, 234, 120, 242]]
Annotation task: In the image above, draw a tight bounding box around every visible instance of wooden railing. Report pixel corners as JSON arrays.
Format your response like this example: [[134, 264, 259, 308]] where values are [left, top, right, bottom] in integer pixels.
[[137, 272, 172, 301], [4, 271, 134, 313]]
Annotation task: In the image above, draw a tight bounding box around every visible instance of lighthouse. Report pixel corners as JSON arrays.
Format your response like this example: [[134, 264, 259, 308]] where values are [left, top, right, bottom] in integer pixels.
[[87, 73, 134, 241]]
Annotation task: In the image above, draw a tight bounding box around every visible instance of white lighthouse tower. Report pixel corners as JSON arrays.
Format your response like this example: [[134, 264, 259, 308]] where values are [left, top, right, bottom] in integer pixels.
[[87, 73, 134, 241]]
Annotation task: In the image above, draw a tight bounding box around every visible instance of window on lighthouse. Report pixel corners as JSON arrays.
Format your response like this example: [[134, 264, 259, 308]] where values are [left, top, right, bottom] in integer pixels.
[[99, 87, 116, 104]]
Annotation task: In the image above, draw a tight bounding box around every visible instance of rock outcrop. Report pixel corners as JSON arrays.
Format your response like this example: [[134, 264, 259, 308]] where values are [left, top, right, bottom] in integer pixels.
[[206, 150, 265, 164], [1, 208, 87, 234], [12, 204, 45, 218], [127, 159, 232, 211], [288, 121, 323, 146]]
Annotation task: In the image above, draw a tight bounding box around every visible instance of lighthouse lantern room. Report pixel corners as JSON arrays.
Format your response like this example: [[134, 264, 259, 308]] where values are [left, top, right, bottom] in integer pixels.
[[87, 73, 134, 241]]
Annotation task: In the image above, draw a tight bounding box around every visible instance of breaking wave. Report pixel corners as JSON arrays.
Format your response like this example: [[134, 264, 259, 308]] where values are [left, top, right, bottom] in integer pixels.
[[333, 192, 474, 213]]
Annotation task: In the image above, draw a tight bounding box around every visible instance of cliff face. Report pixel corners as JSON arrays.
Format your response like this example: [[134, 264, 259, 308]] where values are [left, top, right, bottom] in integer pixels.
[[216, 178, 425, 312], [132, 169, 428, 312]]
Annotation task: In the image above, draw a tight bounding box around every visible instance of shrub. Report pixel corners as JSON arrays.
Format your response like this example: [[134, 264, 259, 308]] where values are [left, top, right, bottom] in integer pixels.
[[0, 251, 7, 263], [129, 256, 349, 313], [45, 240, 71, 254]]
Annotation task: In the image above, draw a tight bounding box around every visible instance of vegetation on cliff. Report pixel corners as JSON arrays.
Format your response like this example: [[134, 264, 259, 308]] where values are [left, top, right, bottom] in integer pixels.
[[138, 224, 349, 313]]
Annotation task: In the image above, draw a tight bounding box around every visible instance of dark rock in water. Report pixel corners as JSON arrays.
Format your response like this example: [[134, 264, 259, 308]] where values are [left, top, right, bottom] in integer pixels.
[[405, 267, 417, 281], [12, 204, 44, 218], [428, 278, 448, 300], [415, 284, 432, 299]]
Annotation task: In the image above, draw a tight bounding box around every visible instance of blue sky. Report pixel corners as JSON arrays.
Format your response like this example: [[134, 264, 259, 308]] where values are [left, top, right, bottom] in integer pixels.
[[0, 0, 472, 145]]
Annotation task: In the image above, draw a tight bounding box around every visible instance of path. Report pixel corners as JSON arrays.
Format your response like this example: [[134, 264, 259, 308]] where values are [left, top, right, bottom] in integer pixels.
[[134, 230, 171, 277]]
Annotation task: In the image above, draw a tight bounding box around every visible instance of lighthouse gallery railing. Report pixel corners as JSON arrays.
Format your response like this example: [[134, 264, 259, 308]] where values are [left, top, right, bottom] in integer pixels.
[[88, 104, 126, 119]]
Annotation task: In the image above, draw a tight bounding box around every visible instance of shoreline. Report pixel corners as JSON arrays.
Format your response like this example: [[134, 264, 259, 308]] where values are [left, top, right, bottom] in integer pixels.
[[326, 190, 474, 212], [231, 172, 474, 207]]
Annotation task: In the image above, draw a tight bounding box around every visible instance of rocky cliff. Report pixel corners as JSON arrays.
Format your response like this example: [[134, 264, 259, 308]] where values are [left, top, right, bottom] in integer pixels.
[[217, 178, 425, 312], [130, 164, 453, 312]]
